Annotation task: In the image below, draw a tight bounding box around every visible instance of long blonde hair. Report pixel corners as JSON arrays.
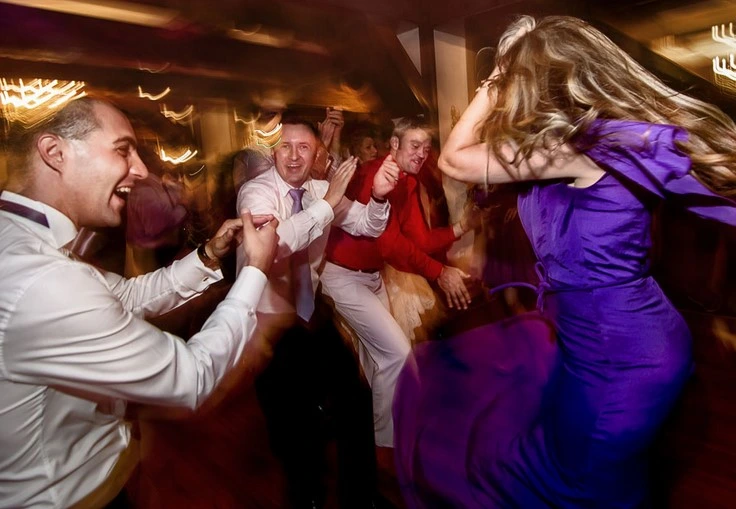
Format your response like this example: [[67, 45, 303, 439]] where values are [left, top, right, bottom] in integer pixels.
[[482, 15, 736, 196]]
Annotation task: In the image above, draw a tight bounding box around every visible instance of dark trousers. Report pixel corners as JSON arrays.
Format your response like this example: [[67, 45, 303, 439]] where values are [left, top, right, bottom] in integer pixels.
[[255, 314, 378, 508]]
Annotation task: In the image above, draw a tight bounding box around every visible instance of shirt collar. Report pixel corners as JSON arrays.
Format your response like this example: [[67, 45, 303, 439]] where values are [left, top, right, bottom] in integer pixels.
[[0, 191, 78, 248], [270, 166, 319, 200]]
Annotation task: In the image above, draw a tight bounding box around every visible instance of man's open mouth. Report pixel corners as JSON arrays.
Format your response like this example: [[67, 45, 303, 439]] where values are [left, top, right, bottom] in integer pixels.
[[114, 187, 131, 200]]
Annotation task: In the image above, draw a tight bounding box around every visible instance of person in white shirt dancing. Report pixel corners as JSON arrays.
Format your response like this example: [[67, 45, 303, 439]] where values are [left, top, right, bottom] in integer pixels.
[[237, 116, 398, 509], [0, 97, 279, 508]]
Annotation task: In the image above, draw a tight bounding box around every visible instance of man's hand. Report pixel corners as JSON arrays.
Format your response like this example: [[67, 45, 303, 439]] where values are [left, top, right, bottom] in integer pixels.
[[323, 155, 358, 209], [319, 121, 335, 149], [318, 107, 344, 154], [453, 199, 488, 236], [240, 209, 279, 274], [205, 213, 274, 260], [371, 154, 400, 200], [437, 265, 472, 310]]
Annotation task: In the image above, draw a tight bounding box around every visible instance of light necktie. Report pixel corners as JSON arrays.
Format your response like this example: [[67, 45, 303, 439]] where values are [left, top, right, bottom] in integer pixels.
[[288, 188, 315, 322]]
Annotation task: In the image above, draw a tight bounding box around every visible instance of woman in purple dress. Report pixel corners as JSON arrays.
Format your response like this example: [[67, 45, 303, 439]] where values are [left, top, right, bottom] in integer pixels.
[[393, 15, 736, 508]]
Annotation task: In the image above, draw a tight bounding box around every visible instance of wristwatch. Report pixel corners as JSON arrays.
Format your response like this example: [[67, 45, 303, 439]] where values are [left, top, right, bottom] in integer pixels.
[[197, 241, 221, 270]]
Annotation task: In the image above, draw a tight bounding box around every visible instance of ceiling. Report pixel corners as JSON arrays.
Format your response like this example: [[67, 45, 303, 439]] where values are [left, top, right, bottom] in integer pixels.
[[0, 0, 438, 116], [0, 0, 735, 119]]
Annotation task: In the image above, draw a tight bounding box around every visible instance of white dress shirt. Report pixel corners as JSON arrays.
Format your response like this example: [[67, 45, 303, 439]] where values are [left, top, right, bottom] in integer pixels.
[[236, 167, 389, 315], [0, 191, 267, 508]]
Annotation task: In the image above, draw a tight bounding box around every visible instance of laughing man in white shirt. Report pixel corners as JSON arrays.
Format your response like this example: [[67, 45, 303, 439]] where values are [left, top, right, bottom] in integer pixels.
[[0, 97, 279, 508]]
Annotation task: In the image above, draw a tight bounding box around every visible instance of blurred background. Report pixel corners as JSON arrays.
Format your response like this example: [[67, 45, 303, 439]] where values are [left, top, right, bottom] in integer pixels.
[[4, 1, 736, 507], [4, 0, 736, 182]]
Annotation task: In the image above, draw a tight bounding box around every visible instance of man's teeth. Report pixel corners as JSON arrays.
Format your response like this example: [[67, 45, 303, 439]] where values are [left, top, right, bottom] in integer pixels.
[[114, 187, 131, 197]]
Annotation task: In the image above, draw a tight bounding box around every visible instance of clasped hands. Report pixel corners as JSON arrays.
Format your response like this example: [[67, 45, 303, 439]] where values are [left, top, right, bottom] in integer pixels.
[[204, 210, 280, 274]]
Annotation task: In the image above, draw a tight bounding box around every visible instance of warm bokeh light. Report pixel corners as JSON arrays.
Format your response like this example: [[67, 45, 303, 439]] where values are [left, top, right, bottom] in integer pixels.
[[138, 86, 171, 101], [159, 147, 198, 165], [160, 104, 194, 123], [0, 0, 179, 28], [1, 78, 86, 127]]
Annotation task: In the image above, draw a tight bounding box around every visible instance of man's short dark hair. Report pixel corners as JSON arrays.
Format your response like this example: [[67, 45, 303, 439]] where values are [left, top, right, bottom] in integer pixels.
[[6, 97, 102, 173], [279, 112, 319, 139]]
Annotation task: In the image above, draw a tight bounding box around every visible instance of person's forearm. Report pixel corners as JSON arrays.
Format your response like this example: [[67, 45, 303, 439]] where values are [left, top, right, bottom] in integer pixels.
[[442, 86, 494, 162], [337, 197, 389, 238], [273, 202, 333, 258], [108, 249, 222, 318]]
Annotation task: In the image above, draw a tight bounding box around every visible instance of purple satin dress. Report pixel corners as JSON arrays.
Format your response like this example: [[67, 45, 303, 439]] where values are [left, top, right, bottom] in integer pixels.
[[393, 121, 736, 508]]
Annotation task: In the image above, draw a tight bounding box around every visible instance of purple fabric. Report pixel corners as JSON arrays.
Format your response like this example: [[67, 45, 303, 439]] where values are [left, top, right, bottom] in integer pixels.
[[581, 120, 736, 226], [126, 174, 187, 248], [393, 120, 735, 508]]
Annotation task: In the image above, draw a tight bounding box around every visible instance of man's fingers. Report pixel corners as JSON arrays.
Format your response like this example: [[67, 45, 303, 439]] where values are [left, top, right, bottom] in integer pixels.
[[211, 218, 243, 252], [381, 162, 400, 181], [240, 208, 256, 234], [261, 217, 279, 231], [337, 156, 356, 173], [252, 214, 275, 228], [217, 217, 243, 235], [219, 229, 234, 243], [337, 157, 357, 181], [451, 288, 462, 308], [459, 286, 471, 307], [451, 288, 468, 310]]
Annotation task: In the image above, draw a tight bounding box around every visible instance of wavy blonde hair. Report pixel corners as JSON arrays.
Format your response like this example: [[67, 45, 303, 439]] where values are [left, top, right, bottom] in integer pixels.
[[482, 15, 736, 196]]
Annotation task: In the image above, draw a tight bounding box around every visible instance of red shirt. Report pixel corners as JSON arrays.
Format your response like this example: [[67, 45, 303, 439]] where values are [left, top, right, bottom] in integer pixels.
[[325, 156, 457, 280]]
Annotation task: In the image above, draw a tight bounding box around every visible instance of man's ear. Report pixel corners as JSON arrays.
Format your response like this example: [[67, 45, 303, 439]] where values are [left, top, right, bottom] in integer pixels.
[[36, 133, 66, 173], [390, 136, 400, 151]]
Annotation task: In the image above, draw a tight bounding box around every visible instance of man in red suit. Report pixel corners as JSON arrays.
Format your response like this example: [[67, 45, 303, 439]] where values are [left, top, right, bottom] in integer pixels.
[[321, 116, 476, 452]]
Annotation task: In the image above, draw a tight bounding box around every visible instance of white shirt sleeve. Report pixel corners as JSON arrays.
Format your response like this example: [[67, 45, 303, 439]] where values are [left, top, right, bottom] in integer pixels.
[[237, 180, 335, 261], [101, 249, 223, 319], [2, 260, 267, 411], [333, 195, 390, 238]]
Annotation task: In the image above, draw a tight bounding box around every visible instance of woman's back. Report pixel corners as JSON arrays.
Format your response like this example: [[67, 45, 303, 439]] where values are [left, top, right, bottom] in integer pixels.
[[519, 120, 697, 291]]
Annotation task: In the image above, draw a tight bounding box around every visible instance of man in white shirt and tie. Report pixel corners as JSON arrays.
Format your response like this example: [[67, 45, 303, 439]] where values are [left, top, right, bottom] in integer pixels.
[[236, 116, 398, 509], [0, 97, 279, 508]]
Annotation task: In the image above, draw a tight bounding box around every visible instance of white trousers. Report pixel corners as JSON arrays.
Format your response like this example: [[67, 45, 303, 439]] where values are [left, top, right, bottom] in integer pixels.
[[320, 261, 411, 447]]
